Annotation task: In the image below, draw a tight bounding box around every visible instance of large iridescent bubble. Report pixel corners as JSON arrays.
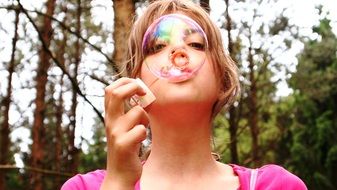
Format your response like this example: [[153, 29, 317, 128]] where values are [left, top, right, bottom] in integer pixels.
[[142, 14, 208, 83]]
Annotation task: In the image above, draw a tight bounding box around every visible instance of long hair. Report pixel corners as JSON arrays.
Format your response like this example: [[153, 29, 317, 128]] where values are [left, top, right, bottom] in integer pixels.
[[122, 0, 240, 116]]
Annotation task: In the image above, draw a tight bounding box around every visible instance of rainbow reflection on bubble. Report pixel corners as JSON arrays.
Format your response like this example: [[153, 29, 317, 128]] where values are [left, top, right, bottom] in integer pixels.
[[142, 14, 208, 83]]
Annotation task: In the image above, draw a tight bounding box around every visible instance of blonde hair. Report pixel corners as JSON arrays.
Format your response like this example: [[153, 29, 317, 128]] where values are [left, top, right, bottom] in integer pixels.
[[123, 0, 239, 116]]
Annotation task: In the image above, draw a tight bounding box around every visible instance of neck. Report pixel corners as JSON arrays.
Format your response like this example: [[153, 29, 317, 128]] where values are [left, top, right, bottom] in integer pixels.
[[144, 106, 217, 176]]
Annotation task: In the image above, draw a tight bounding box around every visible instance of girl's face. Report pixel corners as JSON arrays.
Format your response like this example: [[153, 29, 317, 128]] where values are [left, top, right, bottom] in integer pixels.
[[140, 13, 219, 111], [141, 14, 208, 83]]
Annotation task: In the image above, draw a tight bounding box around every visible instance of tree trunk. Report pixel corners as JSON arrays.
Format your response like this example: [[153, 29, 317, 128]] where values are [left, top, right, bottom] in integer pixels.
[[54, 75, 64, 190], [68, 0, 82, 173], [224, 0, 239, 164], [0, 8, 19, 190], [30, 0, 56, 189], [112, 0, 135, 73], [247, 34, 259, 166], [54, 5, 67, 189]]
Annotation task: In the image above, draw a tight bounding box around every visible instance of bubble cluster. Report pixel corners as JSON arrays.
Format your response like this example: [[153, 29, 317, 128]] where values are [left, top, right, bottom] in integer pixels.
[[142, 14, 208, 83]]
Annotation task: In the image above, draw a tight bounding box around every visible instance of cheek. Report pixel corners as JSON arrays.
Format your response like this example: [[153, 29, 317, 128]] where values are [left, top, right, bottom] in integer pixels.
[[140, 61, 160, 95], [200, 59, 221, 100], [140, 61, 155, 83], [140, 62, 147, 79]]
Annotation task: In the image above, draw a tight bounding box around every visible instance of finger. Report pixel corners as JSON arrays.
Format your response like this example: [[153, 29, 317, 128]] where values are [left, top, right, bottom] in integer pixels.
[[109, 77, 135, 89], [105, 82, 146, 117], [105, 80, 146, 103], [129, 97, 138, 107], [107, 124, 147, 154], [104, 78, 145, 107], [122, 124, 147, 146], [116, 106, 149, 133], [106, 125, 146, 166]]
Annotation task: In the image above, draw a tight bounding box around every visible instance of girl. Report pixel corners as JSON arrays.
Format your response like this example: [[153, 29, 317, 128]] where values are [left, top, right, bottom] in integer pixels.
[[62, 0, 307, 189]]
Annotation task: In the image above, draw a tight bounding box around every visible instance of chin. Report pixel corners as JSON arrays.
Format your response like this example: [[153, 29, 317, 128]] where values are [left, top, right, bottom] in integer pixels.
[[155, 95, 214, 111]]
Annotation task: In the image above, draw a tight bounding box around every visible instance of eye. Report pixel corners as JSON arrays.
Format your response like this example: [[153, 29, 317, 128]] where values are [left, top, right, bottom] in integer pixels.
[[184, 32, 206, 51], [153, 44, 166, 52], [146, 43, 167, 55], [188, 42, 205, 50]]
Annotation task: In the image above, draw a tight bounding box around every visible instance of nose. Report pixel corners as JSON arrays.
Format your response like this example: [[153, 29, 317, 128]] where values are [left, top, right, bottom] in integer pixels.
[[170, 44, 184, 55], [169, 36, 186, 54]]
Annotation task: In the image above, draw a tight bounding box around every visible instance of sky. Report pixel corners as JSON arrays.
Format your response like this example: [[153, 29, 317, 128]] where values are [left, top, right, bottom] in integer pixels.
[[0, 0, 337, 167]]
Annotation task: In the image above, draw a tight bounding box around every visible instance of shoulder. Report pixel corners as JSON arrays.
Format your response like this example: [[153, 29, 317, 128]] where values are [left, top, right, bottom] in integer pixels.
[[61, 170, 106, 190], [231, 164, 307, 190], [256, 164, 307, 190]]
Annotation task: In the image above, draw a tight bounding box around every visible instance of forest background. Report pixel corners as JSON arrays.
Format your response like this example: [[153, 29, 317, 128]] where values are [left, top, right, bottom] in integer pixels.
[[0, 0, 336, 189]]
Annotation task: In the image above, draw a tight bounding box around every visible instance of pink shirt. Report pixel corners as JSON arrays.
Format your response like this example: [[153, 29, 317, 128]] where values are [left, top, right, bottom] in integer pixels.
[[61, 164, 307, 190]]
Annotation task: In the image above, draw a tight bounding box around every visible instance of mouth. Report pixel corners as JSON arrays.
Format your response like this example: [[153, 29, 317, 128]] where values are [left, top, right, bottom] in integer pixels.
[[170, 50, 190, 70], [156, 67, 195, 83]]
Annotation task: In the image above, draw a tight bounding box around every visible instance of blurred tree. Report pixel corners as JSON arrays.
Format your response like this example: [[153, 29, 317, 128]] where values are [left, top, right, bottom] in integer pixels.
[[0, 0, 113, 188], [78, 118, 106, 173], [112, 0, 135, 73], [215, 0, 296, 168], [67, 0, 82, 174], [0, 7, 19, 190], [288, 15, 337, 189], [53, 3, 68, 189], [0, 0, 336, 189], [199, 0, 210, 13], [29, 0, 56, 189], [224, 0, 241, 164], [23, 1, 108, 187]]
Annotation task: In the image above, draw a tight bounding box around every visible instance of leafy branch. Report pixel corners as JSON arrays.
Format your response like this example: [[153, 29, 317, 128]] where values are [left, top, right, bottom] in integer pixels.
[[0, 4, 119, 74], [0, 164, 74, 177], [17, 0, 105, 123]]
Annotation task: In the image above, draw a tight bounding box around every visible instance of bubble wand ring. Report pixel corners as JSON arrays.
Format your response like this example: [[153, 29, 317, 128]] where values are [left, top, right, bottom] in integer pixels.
[[142, 14, 209, 52], [169, 48, 190, 70], [142, 13, 209, 83]]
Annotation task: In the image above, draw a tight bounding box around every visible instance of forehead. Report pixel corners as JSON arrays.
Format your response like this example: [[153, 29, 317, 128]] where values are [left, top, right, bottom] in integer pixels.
[[142, 13, 207, 45], [154, 17, 199, 38]]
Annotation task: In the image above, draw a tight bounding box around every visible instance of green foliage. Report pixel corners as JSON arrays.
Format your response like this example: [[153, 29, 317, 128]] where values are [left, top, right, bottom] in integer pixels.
[[78, 120, 106, 173], [1, 0, 337, 189], [5, 170, 27, 189], [214, 4, 336, 189], [215, 0, 292, 167], [213, 114, 231, 162], [285, 15, 337, 189], [326, 145, 337, 184]]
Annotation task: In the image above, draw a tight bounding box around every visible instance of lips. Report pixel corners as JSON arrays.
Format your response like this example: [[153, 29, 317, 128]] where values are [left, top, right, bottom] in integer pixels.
[[157, 66, 194, 83], [169, 50, 190, 70]]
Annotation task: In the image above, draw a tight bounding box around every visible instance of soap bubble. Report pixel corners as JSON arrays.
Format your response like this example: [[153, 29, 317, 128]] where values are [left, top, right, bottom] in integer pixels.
[[142, 14, 208, 83]]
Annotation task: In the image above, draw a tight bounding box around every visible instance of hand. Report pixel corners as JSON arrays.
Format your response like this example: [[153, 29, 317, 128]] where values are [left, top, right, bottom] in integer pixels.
[[101, 77, 149, 190]]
